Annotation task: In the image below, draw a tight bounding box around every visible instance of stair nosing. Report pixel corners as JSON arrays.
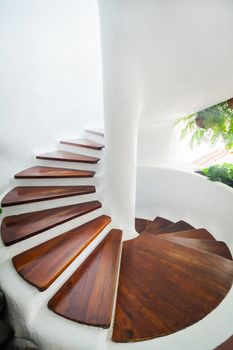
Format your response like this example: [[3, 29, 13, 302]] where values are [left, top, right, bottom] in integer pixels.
[[60, 139, 105, 150], [1, 186, 96, 207], [14, 166, 95, 179], [12, 215, 112, 291], [85, 129, 104, 137], [163, 237, 233, 260], [48, 229, 122, 328], [36, 151, 100, 164], [1, 201, 102, 246]]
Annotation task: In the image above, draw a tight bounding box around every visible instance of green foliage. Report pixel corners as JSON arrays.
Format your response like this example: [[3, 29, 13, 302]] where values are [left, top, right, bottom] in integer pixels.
[[175, 101, 233, 149], [202, 163, 233, 187], [0, 208, 2, 215]]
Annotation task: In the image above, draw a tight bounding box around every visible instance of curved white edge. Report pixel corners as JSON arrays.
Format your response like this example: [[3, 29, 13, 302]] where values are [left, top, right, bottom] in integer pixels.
[[31, 307, 108, 350], [0, 208, 104, 262], [9, 177, 95, 188], [108, 285, 233, 350], [136, 165, 233, 248], [1, 192, 99, 216], [35, 159, 101, 172], [1, 161, 232, 350], [58, 142, 105, 158], [0, 222, 113, 338]]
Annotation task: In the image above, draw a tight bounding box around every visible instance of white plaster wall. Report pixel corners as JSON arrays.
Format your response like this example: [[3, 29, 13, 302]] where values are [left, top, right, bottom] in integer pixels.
[[98, 1, 142, 238], [134, 165, 233, 349], [137, 121, 175, 167], [136, 166, 233, 248], [97, 0, 233, 236], [135, 0, 233, 126], [0, 0, 103, 193], [98, 0, 233, 167], [135, 0, 233, 166]]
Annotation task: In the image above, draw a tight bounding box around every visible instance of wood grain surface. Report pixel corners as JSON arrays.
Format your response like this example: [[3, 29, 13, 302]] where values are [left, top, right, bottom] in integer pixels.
[[48, 229, 122, 328], [13, 215, 111, 291], [143, 216, 173, 234], [14, 166, 95, 179], [156, 228, 215, 240], [113, 232, 233, 342], [60, 138, 104, 150], [164, 237, 232, 260], [1, 200, 102, 245], [1, 186, 95, 207], [215, 335, 233, 350], [146, 220, 194, 235], [36, 150, 100, 163], [135, 218, 152, 234]]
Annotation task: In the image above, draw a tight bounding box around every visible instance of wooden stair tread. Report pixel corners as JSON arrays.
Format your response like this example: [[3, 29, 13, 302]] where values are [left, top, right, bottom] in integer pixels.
[[149, 220, 195, 235], [48, 229, 122, 328], [36, 151, 100, 164], [60, 138, 104, 150], [13, 215, 111, 291], [14, 166, 95, 179], [165, 237, 232, 260], [143, 216, 174, 234], [155, 228, 215, 240], [113, 234, 233, 342], [215, 334, 233, 350], [1, 186, 96, 207], [85, 129, 104, 137], [135, 218, 152, 234], [1, 201, 101, 246]]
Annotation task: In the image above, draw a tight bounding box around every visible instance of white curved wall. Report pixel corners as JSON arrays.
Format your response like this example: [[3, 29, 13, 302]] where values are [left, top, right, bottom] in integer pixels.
[[135, 166, 233, 349], [98, 0, 233, 169], [134, 0, 233, 128], [0, 0, 103, 193], [136, 166, 233, 248]]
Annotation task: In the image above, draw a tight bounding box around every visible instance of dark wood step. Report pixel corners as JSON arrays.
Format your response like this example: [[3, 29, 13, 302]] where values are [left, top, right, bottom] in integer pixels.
[[150, 220, 195, 235], [1, 186, 95, 207], [48, 229, 122, 328], [215, 335, 233, 350], [1, 201, 102, 246], [85, 129, 104, 137], [13, 215, 111, 291], [135, 218, 152, 234], [143, 216, 174, 234], [165, 237, 232, 260], [60, 138, 104, 150], [36, 151, 100, 164], [15, 166, 95, 179], [113, 233, 233, 342], [156, 228, 215, 240]]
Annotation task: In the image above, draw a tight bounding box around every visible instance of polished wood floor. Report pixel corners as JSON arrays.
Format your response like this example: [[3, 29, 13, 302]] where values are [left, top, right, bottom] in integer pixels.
[[60, 138, 104, 150], [216, 335, 233, 350], [13, 216, 111, 291], [48, 229, 122, 328], [14, 166, 95, 179], [2, 131, 232, 347], [36, 150, 100, 164], [1, 201, 101, 245], [1, 186, 95, 207], [113, 218, 233, 342]]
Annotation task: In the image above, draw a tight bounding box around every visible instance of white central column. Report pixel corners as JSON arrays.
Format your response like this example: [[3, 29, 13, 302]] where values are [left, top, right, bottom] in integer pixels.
[[97, 1, 141, 239]]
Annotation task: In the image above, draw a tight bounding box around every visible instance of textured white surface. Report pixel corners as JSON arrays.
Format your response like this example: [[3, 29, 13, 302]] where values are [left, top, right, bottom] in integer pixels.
[[108, 285, 233, 350], [0, 132, 111, 349], [98, 0, 233, 171], [136, 166, 233, 247], [1, 0, 233, 348], [0, 0, 103, 193], [1, 162, 233, 350]]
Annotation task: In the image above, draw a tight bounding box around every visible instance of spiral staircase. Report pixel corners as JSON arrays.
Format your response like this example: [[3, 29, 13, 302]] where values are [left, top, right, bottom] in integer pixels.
[[0, 129, 233, 349]]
